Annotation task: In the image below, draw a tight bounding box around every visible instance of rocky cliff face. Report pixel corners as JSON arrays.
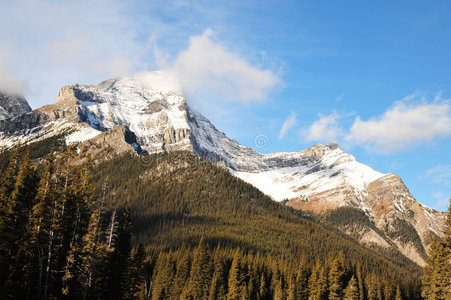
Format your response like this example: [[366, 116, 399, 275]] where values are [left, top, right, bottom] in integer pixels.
[[0, 92, 32, 120], [0, 73, 446, 266]]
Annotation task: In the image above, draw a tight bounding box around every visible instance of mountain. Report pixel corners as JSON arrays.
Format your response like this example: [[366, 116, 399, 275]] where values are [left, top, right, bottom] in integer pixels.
[[0, 92, 32, 121], [0, 72, 446, 266]]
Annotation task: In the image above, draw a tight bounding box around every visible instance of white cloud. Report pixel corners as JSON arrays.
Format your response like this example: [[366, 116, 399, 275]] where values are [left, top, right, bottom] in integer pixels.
[[0, 2, 280, 108], [301, 111, 342, 143], [0, 51, 27, 96], [346, 100, 451, 152], [0, 0, 149, 107], [424, 164, 451, 185], [165, 29, 279, 103], [279, 111, 297, 140]]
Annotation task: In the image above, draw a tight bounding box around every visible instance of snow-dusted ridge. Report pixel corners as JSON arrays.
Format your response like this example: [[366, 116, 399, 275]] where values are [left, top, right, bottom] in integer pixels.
[[0, 73, 446, 266]]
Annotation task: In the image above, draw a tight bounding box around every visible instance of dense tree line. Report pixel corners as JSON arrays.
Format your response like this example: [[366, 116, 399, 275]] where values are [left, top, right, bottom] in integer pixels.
[[0, 146, 135, 299], [90, 151, 423, 298], [0, 140, 432, 299], [143, 237, 409, 300]]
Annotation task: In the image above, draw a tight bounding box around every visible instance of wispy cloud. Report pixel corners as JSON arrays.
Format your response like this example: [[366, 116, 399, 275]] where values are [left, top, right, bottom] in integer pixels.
[[300, 111, 342, 143], [0, 0, 148, 107], [0, 51, 27, 96], [300, 94, 451, 153], [160, 29, 280, 103], [279, 111, 297, 140], [424, 164, 451, 185], [431, 191, 450, 211], [0, 2, 281, 108], [346, 99, 451, 152]]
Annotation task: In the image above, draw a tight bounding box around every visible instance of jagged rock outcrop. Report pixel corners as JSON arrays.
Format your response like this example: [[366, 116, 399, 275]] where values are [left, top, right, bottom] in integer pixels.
[[0, 92, 32, 120], [0, 73, 446, 266]]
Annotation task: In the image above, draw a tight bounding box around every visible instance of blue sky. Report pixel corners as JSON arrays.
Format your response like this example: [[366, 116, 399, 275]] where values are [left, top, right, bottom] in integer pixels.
[[1, 0, 450, 211]]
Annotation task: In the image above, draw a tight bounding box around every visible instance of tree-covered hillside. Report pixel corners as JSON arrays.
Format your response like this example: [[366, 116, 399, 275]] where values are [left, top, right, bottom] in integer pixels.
[[0, 141, 425, 299]]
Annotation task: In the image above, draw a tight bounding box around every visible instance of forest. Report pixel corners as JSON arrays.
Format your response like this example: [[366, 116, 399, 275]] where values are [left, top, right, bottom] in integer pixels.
[[0, 139, 449, 299]]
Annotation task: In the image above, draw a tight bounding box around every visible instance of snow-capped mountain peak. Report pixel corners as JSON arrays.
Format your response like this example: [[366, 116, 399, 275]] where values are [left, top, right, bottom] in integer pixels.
[[0, 74, 446, 266]]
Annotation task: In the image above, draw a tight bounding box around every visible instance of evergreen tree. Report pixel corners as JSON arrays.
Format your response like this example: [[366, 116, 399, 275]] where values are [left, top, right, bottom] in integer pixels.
[[152, 253, 175, 300], [308, 263, 328, 300], [258, 271, 269, 299], [227, 249, 245, 300], [3, 151, 38, 299], [343, 276, 359, 300], [421, 198, 451, 300], [29, 154, 60, 299], [0, 144, 21, 290], [208, 247, 227, 300], [287, 272, 297, 300], [105, 205, 133, 299], [128, 244, 147, 299], [395, 284, 403, 300], [366, 274, 378, 300], [182, 237, 212, 299], [356, 264, 365, 300], [246, 263, 259, 300], [328, 252, 346, 300], [296, 266, 310, 300]]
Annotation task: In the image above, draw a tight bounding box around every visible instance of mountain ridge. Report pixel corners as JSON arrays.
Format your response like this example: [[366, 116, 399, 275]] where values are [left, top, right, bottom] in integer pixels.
[[0, 73, 446, 266]]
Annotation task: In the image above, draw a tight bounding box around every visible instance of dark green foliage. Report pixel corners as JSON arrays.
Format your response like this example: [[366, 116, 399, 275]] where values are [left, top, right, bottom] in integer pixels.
[[227, 250, 245, 300], [0, 130, 70, 172], [0, 147, 426, 299], [182, 236, 212, 299], [387, 218, 426, 256], [324, 207, 376, 229], [328, 252, 346, 299], [343, 276, 359, 300]]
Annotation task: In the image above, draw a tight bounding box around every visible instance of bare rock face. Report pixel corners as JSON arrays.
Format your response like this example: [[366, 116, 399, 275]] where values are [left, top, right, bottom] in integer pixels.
[[78, 125, 144, 161], [365, 174, 446, 265]]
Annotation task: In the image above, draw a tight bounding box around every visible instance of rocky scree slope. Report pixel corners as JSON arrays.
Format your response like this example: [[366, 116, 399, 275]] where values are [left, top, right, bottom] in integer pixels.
[[0, 73, 446, 266]]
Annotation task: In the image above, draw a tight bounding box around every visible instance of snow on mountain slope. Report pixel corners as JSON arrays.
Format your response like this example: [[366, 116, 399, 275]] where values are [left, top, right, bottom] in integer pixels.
[[0, 73, 446, 265], [232, 143, 384, 205], [0, 92, 32, 120]]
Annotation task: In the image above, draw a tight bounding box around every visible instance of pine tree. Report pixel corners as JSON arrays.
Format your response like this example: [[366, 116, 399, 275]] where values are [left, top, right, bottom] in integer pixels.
[[0, 144, 21, 289], [343, 276, 359, 300], [128, 244, 147, 299], [208, 247, 227, 300], [395, 284, 402, 300], [29, 154, 60, 299], [105, 205, 133, 299], [227, 249, 246, 300], [258, 271, 268, 299], [366, 274, 378, 300], [3, 150, 38, 299], [328, 252, 346, 300], [308, 263, 328, 300], [152, 253, 175, 300], [246, 263, 258, 300], [62, 204, 105, 299], [421, 198, 451, 300], [182, 237, 212, 299], [272, 269, 284, 300], [356, 264, 365, 300], [296, 265, 310, 300], [287, 272, 297, 300]]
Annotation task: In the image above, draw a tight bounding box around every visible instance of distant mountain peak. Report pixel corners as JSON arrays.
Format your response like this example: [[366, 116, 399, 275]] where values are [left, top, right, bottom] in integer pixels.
[[0, 92, 31, 121]]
